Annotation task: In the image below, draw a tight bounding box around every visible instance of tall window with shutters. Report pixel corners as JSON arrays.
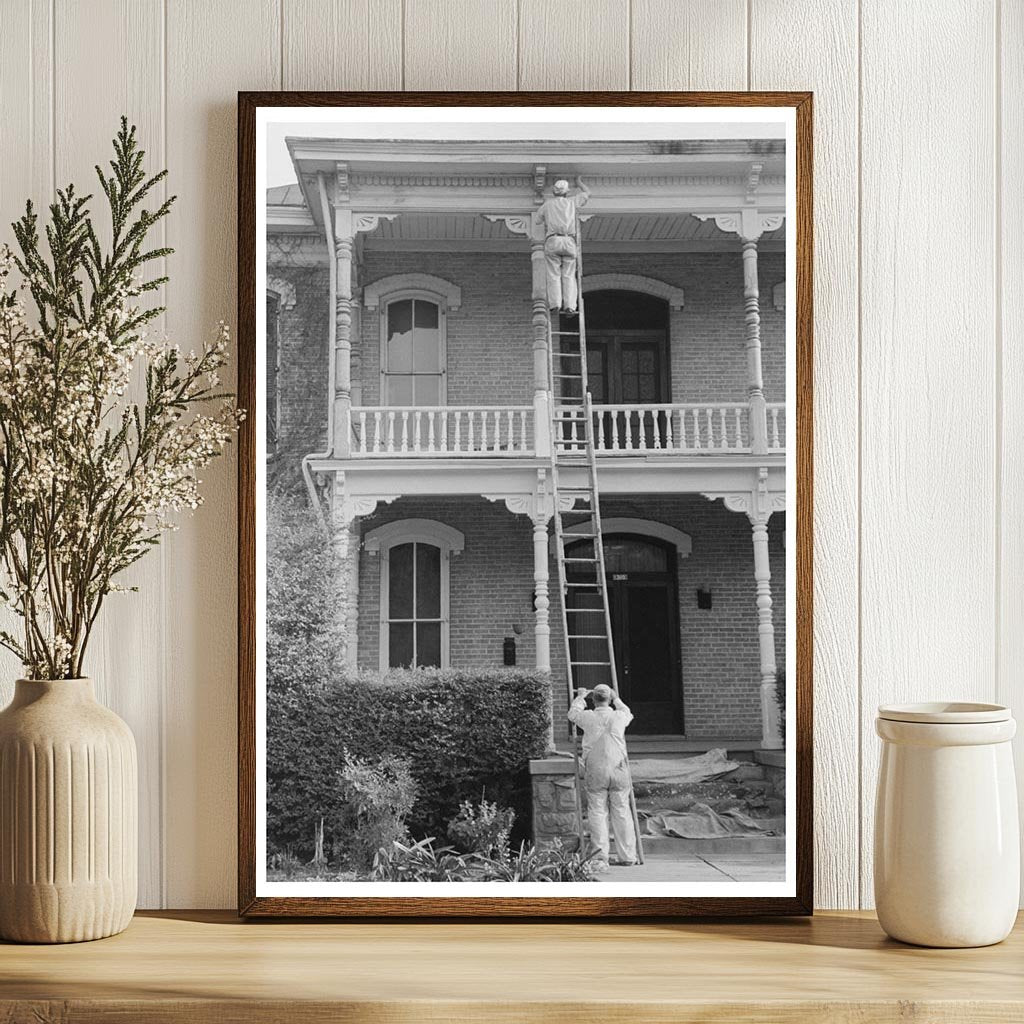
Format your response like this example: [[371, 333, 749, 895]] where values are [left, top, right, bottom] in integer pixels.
[[381, 294, 445, 406]]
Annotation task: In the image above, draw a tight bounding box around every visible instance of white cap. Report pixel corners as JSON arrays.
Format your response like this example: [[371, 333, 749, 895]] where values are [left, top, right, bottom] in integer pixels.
[[554, 179, 570, 190], [592, 683, 613, 699]]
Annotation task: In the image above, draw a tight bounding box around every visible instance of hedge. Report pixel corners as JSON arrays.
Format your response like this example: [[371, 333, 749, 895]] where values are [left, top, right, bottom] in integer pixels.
[[267, 668, 550, 859]]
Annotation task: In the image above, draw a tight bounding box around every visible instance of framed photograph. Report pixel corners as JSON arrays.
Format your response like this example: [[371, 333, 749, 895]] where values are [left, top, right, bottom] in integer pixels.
[[238, 91, 812, 917]]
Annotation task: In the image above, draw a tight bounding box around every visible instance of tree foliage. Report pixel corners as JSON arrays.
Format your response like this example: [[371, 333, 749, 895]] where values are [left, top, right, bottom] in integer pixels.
[[266, 490, 343, 693]]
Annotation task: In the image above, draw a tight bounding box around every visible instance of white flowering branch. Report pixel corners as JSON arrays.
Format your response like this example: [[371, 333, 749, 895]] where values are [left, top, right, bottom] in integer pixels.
[[0, 118, 241, 679]]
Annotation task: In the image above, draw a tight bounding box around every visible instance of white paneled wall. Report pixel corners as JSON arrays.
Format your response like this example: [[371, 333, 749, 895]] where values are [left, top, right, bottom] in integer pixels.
[[0, 0, 1017, 910]]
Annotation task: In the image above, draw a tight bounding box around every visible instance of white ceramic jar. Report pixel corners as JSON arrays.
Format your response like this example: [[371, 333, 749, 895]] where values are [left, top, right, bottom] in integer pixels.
[[874, 702, 1019, 947]]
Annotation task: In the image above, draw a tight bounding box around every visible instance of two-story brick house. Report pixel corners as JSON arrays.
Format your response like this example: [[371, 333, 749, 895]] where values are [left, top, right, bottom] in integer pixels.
[[265, 137, 788, 752]]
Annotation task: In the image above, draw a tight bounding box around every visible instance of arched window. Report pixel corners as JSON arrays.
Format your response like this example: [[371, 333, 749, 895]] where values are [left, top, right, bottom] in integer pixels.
[[364, 519, 465, 670], [381, 293, 446, 406], [566, 536, 672, 574]]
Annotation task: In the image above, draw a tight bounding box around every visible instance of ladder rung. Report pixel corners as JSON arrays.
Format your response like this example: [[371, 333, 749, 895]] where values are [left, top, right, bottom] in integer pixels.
[[562, 532, 597, 538], [571, 660, 612, 666], [566, 582, 603, 589], [563, 556, 598, 563], [568, 635, 609, 640], [554, 373, 583, 380], [556, 350, 583, 358], [551, 330, 580, 336], [565, 607, 602, 613]]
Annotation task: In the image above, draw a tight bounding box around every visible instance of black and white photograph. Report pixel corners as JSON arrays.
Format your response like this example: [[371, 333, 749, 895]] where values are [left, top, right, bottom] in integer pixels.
[[247, 100, 805, 910]]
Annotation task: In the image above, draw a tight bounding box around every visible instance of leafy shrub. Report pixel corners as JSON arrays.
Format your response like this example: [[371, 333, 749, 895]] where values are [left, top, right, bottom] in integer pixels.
[[478, 841, 597, 883], [267, 848, 304, 877], [335, 752, 417, 872], [266, 491, 343, 695], [268, 668, 550, 859], [447, 797, 515, 857], [371, 837, 598, 883], [372, 837, 476, 882]]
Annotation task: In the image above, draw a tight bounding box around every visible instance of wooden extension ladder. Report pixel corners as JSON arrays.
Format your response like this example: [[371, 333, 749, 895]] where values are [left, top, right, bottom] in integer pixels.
[[546, 225, 645, 867]]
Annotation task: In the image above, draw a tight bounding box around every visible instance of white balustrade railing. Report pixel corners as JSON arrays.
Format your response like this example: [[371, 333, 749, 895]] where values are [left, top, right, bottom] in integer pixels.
[[585, 403, 754, 453], [347, 401, 785, 457], [350, 406, 534, 456]]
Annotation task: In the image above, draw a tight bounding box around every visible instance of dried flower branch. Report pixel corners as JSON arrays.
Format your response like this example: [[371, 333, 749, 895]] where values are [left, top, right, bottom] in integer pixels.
[[0, 118, 241, 679]]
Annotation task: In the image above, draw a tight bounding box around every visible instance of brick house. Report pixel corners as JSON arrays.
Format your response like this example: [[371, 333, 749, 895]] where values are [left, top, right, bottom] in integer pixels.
[[265, 138, 788, 751]]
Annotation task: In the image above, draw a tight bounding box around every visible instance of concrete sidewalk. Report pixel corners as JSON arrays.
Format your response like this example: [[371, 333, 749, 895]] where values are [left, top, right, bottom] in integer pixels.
[[594, 848, 785, 883]]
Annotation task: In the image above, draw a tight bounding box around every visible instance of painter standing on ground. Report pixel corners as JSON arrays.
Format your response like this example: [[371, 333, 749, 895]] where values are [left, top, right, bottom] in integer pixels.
[[533, 176, 590, 313], [568, 683, 638, 870]]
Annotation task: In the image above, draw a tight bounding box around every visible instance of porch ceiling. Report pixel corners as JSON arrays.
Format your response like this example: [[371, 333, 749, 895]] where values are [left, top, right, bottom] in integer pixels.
[[266, 197, 785, 252], [269, 137, 786, 229]]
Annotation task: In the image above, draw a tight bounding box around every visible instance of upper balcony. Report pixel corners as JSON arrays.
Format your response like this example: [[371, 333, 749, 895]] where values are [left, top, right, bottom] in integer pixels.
[[268, 136, 789, 484], [346, 401, 786, 459]]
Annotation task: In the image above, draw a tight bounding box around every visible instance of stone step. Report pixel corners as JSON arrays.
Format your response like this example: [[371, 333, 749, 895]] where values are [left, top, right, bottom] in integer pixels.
[[637, 834, 785, 855]]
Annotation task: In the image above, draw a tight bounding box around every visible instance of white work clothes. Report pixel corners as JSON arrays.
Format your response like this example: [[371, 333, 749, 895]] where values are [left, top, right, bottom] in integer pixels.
[[568, 696, 637, 866], [535, 189, 589, 312]]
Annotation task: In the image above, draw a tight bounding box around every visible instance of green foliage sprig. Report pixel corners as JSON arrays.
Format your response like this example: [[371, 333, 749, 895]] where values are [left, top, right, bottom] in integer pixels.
[[0, 118, 241, 679]]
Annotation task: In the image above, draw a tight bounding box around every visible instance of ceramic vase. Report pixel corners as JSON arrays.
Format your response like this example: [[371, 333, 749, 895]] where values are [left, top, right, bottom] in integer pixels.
[[874, 702, 1019, 948], [0, 678, 137, 943]]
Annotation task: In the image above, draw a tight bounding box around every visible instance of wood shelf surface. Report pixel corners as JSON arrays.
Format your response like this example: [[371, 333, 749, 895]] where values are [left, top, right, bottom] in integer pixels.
[[2, 910, 1023, 1022]]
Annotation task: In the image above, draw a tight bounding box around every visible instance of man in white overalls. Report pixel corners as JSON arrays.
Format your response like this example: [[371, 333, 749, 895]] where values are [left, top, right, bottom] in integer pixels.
[[568, 683, 638, 870], [534, 176, 590, 313]]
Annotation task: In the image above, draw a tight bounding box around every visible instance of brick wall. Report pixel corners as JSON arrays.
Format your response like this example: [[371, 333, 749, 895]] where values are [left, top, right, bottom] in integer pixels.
[[269, 247, 785, 459], [352, 493, 786, 740], [266, 265, 329, 467]]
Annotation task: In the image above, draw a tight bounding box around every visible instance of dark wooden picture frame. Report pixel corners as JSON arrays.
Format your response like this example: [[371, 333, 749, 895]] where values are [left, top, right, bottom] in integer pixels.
[[238, 91, 813, 918]]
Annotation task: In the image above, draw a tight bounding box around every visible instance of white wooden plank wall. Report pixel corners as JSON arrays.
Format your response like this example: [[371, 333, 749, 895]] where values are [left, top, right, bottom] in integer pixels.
[[0, 0, 1016, 911]]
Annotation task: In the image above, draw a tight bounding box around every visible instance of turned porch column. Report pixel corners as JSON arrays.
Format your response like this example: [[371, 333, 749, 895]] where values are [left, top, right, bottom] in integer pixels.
[[748, 506, 783, 750], [740, 230, 769, 456], [332, 209, 354, 457], [350, 295, 363, 408], [696, 209, 783, 456], [482, 213, 551, 456], [702, 479, 785, 750], [532, 510, 552, 676], [530, 214, 552, 458], [484, 481, 566, 751]]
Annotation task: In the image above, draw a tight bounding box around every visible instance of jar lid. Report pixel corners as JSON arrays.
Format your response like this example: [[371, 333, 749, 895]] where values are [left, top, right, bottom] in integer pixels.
[[877, 701, 1011, 724]]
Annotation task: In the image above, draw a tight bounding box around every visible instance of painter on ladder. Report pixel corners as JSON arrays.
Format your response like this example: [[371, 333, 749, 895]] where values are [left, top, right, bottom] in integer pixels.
[[568, 684, 638, 870], [533, 176, 590, 313]]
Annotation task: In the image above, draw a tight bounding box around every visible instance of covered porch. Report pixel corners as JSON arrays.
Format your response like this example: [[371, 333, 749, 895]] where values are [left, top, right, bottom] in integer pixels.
[[332, 473, 786, 751]]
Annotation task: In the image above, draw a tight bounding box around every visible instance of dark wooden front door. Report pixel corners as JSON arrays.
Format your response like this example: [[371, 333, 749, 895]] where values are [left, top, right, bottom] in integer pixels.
[[586, 331, 667, 448], [566, 536, 683, 735]]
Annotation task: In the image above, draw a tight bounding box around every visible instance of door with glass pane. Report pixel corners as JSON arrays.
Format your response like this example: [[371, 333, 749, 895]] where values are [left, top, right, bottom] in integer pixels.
[[385, 541, 444, 668], [566, 535, 682, 734], [587, 331, 665, 449], [382, 296, 445, 406]]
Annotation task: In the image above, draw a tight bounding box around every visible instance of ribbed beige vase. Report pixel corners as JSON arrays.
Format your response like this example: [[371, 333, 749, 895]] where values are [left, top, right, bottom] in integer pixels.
[[0, 678, 137, 943]]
